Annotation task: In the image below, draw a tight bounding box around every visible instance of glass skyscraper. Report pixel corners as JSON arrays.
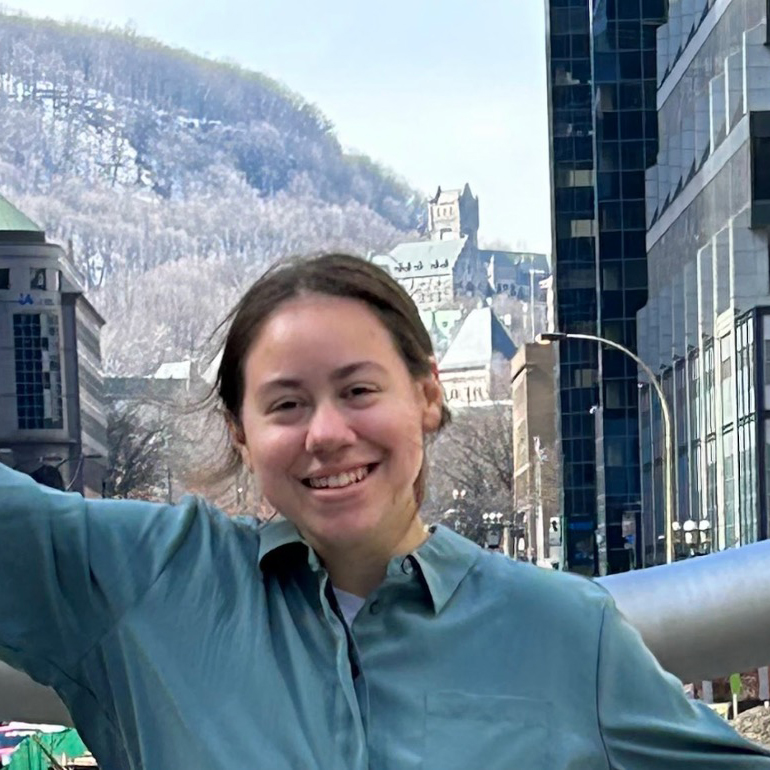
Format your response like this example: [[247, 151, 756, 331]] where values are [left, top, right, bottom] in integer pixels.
[[545, 0, 667, 574], [638, 0, 770, 563]]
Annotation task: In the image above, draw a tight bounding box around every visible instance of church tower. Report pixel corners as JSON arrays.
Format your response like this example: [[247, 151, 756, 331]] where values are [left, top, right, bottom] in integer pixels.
[[427, 183, 479, 248]]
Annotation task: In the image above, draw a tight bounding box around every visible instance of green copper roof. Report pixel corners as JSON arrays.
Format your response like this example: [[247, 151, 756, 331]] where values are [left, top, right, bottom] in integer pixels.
[[0, 194, 43, 233]]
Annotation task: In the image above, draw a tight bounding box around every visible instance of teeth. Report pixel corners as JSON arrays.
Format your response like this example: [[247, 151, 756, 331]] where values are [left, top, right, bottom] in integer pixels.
[[307, 466, 370, 489]]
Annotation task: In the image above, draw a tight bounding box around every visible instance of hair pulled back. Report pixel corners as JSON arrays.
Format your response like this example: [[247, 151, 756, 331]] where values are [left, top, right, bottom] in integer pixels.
[[212, 253, 451, 490]]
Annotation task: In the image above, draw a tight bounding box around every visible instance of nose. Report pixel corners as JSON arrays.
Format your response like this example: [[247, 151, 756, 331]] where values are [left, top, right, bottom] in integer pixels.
[[305, 400, 356, 455]]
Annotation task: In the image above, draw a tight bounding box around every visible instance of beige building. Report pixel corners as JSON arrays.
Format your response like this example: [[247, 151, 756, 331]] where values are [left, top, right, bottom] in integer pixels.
[[0, 196, 107, 495], [511, 342, 559, 566], [439, 307, 517, 406], [373, 184, 550, 315], [427, 184, 480, 246], [372, 237, 487, 311]]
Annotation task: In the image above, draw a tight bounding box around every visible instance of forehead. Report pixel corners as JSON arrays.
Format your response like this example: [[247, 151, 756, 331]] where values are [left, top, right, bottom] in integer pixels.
[[244, 294, 405, 375]]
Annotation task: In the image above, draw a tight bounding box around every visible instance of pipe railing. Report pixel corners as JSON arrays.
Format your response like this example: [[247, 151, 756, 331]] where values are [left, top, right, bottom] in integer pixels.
[[596, 539, 770, 684], [2, 540, 770, 725]]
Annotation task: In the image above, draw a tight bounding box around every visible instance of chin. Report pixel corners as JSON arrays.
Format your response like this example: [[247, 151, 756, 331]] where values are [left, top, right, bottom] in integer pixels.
[[306, 510, 384, 549]]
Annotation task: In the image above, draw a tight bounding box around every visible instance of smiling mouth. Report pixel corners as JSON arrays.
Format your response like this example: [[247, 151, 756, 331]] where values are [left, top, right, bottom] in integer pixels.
[[302, 463, 378, 490]]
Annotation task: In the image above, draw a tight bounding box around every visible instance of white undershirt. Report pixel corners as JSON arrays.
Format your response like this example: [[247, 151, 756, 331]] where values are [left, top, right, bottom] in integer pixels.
[[332, 586, 366, 626]]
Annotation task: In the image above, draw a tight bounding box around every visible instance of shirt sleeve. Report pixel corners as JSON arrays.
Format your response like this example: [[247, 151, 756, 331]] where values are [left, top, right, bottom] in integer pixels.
[[597, 596, 770, 768], [0, 463, 198, 687]]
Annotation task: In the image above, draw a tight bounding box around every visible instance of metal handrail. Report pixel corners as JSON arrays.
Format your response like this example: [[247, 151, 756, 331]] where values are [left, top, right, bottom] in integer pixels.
[[597, 539, 770, 683]]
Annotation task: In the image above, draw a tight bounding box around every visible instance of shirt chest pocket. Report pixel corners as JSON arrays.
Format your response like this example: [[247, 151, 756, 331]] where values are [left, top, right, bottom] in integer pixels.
[[423, 691, 552, 770]]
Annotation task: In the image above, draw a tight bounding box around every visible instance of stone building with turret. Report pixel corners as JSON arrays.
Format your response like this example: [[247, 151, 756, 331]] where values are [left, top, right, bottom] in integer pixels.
[[372, 184, 550, 314]]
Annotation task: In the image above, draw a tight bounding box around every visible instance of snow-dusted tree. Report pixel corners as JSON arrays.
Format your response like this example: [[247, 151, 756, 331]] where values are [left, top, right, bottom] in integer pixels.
[[0, 11, 427, 381]]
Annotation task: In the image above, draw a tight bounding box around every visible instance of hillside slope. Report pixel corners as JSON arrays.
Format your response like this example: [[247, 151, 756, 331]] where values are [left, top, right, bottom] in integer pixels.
[[0, 14, 423, 372]]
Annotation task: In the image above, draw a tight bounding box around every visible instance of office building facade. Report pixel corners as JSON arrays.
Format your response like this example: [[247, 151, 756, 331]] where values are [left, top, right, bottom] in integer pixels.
[[0, 196, 107, 495], [638, 0, 770, 563], [511, 342, 560, 566], [546, 0, 667, 574]]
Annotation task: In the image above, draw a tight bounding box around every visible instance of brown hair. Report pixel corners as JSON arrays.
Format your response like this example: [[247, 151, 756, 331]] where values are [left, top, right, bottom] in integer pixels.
[[211, 253, 451, 500]]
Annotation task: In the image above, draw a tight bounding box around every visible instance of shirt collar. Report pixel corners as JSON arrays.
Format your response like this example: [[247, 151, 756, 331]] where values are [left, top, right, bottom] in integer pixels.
[[257, 518, 316, 571], [257, 520, 481, 614], [408, 524, 481, 614]]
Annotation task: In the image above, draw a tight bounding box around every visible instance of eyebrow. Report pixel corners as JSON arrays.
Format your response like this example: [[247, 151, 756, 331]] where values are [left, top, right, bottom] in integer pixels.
[[259, 361, 386, 393]]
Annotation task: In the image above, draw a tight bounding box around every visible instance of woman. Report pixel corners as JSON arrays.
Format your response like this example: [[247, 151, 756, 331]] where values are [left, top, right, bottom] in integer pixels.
[[1, 253, 768, 769]]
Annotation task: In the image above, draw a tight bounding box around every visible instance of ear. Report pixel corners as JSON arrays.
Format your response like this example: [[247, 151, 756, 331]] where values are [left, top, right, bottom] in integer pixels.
[[419, 358, 444, 434], [227, 416, 253, 473]]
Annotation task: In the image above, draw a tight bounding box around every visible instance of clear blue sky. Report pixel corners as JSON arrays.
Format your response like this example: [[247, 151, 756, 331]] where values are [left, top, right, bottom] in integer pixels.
[[15, 0, 552, 253]]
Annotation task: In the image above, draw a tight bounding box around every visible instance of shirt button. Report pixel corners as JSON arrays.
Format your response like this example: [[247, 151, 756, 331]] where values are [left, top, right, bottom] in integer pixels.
[[369, 600, 382, 615], [401, 556, 415, 575]]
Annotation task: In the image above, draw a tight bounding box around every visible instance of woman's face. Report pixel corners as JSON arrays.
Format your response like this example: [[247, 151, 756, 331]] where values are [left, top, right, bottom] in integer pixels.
[[235, 293, 443, 553]]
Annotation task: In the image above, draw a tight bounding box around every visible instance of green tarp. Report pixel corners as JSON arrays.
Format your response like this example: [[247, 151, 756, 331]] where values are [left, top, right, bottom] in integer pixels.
[[7, 728, 87, 770]]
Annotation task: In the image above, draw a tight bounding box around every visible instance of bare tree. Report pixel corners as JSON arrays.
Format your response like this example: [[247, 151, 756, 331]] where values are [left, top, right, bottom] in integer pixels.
[[104, 403, 170, 500], [424, 403, 514, 543]]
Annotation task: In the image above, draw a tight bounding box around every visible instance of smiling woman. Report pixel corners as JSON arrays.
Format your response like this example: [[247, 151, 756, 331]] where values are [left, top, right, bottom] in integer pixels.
[[1, 254, 770, 769], [214, 256, 449, 594]]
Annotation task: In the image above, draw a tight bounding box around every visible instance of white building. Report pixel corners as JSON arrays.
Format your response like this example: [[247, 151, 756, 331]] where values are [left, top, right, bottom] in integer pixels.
[[0, 196, 107, 495]]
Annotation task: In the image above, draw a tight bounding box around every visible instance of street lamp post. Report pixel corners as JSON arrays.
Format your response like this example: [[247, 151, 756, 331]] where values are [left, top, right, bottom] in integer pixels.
[[450, 488, 468, 536], [531, 436, 548, 563], [673, 518, 712, 559], [482, 512, 508, 552], [537, 331, 675, 565]]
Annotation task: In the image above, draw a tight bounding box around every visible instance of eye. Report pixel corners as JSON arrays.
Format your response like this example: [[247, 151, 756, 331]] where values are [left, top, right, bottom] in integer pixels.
[[269, 398, 303, 413], [345, 384, 379, 400]]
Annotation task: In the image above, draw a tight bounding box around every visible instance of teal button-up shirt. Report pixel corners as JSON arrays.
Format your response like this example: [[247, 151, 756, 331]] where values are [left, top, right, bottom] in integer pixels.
[[2, 464, 769, 769]]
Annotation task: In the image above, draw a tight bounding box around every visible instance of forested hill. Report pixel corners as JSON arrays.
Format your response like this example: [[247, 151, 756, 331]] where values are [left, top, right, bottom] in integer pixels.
[[0, 13, 424, 374]]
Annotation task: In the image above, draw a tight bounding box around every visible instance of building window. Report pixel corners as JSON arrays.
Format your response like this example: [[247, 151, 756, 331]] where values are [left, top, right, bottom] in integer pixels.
[[764, 338, 770, 386], [0, 268, 9, 289], [557, 169, 594, 188], [738, 315, 755, 420], [605, 381, 623, 409], [704, 343, 715, 436], [738, 418, 758, 546], [602, 321, 624, 344], [675, 361, 686, 448], [690, 351, 701, 441], [691, 443, 702, 524], [602, 265, 621, 290], [640, 385, 651, 465], [562, 267, 595, 289], [754, 136, 770, 201], [765, 0, 770, 45], [706, 438, 717, 528], [765, 419, 770, 537], [570, 219, 596, 238], [573, 368, 596, 388], [723, 432, 735, 550], [13, 313, 64, 430], [30, 268, 46, 290], [720, 336, 733, 427]]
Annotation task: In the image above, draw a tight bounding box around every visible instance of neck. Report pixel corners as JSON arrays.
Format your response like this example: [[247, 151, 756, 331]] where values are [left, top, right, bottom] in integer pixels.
[[321, 514, 429, 598]]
